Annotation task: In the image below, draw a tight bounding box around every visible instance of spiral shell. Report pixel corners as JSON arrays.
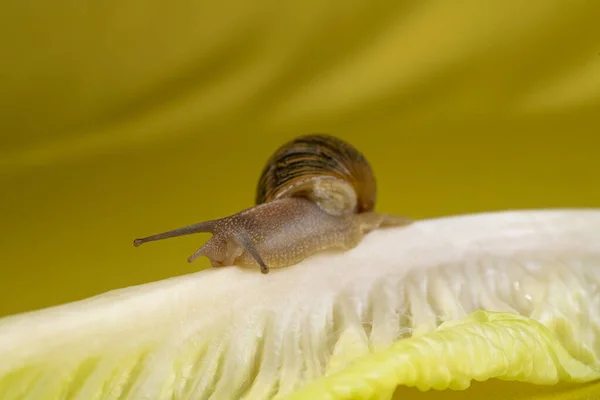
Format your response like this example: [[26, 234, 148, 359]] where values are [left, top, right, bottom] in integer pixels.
[[255, 134, 376, 216]]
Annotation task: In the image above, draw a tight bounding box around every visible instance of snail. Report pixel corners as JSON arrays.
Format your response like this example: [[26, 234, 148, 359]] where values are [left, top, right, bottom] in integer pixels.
[[133, 134, 412, 274]]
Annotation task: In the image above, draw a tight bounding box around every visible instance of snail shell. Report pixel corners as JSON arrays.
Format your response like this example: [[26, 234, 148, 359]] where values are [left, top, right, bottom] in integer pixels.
[[133, 134, 412, 274], [256, 134, 376, 216]]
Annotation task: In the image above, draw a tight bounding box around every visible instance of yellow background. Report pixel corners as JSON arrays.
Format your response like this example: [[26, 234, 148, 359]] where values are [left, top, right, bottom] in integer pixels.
[[1, 1, 599, 318]]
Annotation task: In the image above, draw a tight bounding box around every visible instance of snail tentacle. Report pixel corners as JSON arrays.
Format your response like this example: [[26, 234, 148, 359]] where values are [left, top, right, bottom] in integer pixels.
[[133, 219, 218, 247], [232, 229, 269, 274]]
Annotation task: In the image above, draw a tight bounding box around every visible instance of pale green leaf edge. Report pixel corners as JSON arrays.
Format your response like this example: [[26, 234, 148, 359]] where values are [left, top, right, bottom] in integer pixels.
[[286, 311, 600, 400]]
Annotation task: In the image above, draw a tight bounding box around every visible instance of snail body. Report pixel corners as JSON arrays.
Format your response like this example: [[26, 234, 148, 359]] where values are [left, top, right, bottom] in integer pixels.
[[134, 134, 412, 274]]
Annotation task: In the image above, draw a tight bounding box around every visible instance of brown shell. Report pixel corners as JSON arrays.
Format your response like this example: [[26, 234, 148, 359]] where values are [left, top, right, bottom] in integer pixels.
[[255, 134, 376, 215]]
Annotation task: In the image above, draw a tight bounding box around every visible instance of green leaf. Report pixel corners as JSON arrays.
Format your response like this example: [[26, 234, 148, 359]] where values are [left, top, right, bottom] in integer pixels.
[[1, 210, 599, 400]]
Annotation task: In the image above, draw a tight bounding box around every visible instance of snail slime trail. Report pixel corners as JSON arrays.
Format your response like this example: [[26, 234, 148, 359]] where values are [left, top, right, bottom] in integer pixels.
[[133, 134, 413, 274]]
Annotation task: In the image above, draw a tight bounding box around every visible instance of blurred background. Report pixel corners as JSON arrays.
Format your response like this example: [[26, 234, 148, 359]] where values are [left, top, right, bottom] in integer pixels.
[[0, 1, 599, 317]]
